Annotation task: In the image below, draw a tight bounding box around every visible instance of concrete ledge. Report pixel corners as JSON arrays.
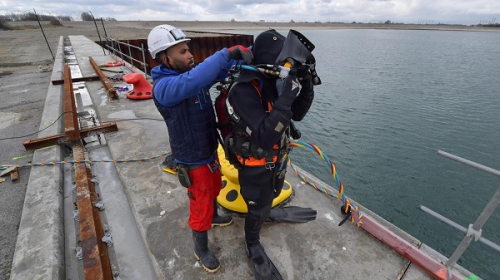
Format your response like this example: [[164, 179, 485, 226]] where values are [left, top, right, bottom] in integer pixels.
[[10, 36, 66, 280]]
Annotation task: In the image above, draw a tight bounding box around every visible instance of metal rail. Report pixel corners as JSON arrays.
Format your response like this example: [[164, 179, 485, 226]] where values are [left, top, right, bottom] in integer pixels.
[[104, 37, 148, 75], [419, 205, 500, 252], [63, 63, 80, 142], [64, 63, 113, 279], [74, 144, 113, 279], [437, 150, 500, 177], [419, 150, 500, 280]]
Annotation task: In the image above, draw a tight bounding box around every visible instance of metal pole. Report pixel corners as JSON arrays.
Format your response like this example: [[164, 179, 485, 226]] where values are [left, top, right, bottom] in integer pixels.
[[419, 205, 500, 253], [140, 42, 147, 77], [33, 8, 54, 60], [127, 40, 133, 66], [100, 17, 108, 38], [117, 40, 124, 61], [100, 18, 109, 55], [89, 11, 105, 55], [438, 150, 500, 177]]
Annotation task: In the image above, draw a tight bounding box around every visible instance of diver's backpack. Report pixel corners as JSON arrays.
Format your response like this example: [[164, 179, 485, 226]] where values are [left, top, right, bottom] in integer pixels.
[[214, 84, 232, 140], [215, 78, 267, 140], [215, 76, 278, 169]]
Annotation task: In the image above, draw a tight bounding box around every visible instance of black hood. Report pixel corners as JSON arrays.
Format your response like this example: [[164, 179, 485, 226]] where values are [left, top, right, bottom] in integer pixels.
[[252, 29, 285, 66]]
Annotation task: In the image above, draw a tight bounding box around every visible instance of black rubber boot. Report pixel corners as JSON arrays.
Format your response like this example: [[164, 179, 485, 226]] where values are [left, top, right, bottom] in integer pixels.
[[192, 230, 220, 273], [212, 199, 233, 227], [161, 153, 176, 167], [245, 241, 283, 280]]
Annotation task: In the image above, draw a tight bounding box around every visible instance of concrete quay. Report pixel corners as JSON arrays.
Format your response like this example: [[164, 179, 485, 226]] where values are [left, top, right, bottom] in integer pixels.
[[8, 35, 476, 280]]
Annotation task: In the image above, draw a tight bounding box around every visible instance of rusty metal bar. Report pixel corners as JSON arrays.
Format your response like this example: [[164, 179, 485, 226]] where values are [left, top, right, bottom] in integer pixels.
[[64, 63, 81, 142], [23, 123, 118, 151], [88, 56, 119, 100], [74, 144, 113, 280], [52, 76, 101, 85]]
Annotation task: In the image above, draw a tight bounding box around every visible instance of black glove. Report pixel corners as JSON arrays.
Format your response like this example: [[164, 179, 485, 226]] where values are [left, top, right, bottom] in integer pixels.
[[299, 72, 314, 95], [228, 45, 253, 65], [275, 75, 300, 109]]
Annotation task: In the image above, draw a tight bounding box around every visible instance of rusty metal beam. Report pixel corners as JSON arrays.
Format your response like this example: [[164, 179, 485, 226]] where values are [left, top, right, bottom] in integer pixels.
[[23, 123, 118, 151], [24, 63, 118, 150], [74, 144, 113, 280], [64, 63, 81, 142], [88, 56, 119, 100], [52, 76, 101, 85]]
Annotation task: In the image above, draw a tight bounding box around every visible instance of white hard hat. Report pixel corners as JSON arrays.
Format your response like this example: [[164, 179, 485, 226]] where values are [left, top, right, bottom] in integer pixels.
[[147, 24, 191, 58]]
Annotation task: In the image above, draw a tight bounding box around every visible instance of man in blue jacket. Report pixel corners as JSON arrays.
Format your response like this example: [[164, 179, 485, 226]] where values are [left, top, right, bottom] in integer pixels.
[[147, 24, 252, 273]]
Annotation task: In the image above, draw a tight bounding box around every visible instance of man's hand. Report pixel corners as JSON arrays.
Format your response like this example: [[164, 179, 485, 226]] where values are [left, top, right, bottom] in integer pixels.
[[228, 45, 253, 65]]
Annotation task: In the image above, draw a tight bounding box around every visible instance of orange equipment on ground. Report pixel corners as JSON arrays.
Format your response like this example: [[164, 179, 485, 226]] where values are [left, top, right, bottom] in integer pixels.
[[122, 73, 153, 100]]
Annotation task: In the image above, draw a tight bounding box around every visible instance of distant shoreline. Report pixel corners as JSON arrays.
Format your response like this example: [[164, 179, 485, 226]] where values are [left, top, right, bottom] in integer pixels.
[[1, 20, 498, 70], [129, 20, 500, 33]]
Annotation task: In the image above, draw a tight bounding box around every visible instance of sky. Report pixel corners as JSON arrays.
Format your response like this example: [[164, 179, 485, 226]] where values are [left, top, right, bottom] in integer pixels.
[[1, 0, 499, 25]]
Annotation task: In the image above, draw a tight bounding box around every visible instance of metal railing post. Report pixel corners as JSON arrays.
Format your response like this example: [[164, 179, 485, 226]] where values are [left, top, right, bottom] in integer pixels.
[[117, 39, 124, 61], [127, 40, 133, 66], [444, 187, 500, 267], [141, 42, 147, 77]]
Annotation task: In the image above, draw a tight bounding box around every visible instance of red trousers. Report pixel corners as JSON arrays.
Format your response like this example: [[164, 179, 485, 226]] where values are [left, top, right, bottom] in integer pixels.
[[187, 161, 221, 231]]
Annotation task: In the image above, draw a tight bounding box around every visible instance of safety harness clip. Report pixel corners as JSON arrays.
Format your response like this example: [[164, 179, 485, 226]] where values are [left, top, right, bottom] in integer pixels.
[[265, 162, 275, 170]]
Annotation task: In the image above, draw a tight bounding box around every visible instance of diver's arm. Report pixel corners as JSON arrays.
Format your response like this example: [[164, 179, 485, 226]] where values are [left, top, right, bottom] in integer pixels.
[[291, 74, 314, 121]]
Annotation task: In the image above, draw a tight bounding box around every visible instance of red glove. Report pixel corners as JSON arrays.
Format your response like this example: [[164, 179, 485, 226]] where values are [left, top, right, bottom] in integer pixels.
[[228, 45, 253, 64]]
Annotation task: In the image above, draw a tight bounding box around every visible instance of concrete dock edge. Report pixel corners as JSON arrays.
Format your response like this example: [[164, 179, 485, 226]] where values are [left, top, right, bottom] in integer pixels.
[[10, 36, 66, 280]]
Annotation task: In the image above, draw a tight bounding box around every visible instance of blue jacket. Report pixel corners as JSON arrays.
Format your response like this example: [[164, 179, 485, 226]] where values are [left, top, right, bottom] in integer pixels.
[[152, 49, 233, 165]]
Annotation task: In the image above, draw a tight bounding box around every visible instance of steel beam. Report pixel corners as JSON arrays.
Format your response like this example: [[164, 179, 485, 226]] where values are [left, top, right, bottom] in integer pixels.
[[64, 63, 81, 142], [88, 56, 119, 100], [23, 123, 118, 151], [74, 144, 113, 280]]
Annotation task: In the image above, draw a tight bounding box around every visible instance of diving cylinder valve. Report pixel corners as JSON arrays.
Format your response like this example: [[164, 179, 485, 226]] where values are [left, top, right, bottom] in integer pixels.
[[278, 61, 292, 79]]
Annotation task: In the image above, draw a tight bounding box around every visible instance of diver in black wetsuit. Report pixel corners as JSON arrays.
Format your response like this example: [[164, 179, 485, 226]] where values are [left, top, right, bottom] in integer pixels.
[[223, 29, 317, 279]]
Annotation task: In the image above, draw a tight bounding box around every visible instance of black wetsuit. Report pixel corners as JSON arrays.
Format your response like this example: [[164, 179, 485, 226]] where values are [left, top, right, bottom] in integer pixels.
[[227, 70, 314, 245]]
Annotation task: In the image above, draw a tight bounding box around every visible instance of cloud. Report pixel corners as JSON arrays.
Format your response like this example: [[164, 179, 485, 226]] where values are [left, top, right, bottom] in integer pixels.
[[0, 0, 499, 24]]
